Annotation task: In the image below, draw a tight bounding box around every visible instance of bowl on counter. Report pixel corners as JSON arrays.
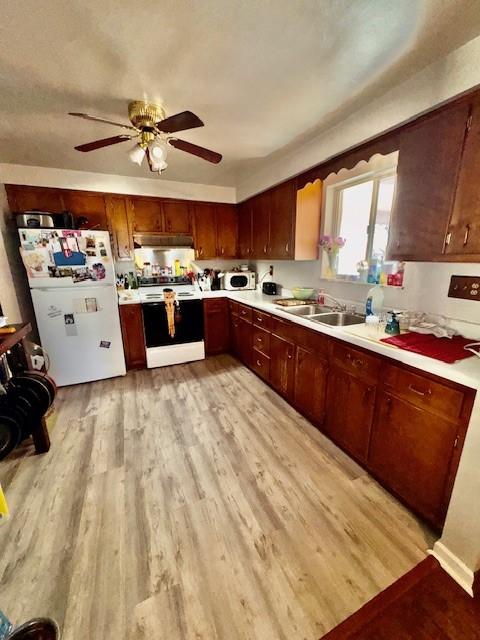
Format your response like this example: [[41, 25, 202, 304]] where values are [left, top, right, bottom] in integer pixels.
[[291, 287, 315, 300]]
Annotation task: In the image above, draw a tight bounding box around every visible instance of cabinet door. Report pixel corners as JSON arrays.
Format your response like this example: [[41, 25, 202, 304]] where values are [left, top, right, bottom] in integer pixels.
[[193, 203, 217, 259], [368, 392, 459, 526], [216, 204, 237, 258], [63, 191, 108, 229], [252, 192, 271, 258], [130, 197, 163, 233], [387, 101, 469, 261], [204, 298, 230, 355], [445, 97, 480, 256], [6, 185, 66, 212], [269, 180, 295, 258], [105, 196, 133, 260], [270, 334, 295, 400], [237, 318, 252, 367], [119, 304, 146, 370], [238, 201, 253, 258], [294, 346, 328, 426], [230, 315, 241, 358], [162, 200, 191, 234], [325, 366, 375, 463]]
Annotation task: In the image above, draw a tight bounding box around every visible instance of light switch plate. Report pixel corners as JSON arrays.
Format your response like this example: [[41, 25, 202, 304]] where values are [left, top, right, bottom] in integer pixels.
[[448, 275, 480, 301]]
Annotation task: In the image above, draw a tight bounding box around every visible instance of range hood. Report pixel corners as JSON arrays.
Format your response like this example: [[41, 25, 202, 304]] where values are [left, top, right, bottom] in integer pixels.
[[133, 234, 194, 249]]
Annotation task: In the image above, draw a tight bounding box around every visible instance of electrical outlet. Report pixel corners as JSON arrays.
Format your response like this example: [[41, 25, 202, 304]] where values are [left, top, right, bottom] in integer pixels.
[[448, 275, 480, 301]]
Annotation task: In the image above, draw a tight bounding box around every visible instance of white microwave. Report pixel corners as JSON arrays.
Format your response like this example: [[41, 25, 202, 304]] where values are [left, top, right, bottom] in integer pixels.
[[224, 271, 256, 290]]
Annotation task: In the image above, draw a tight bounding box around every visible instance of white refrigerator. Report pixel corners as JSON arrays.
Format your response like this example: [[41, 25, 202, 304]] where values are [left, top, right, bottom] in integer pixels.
[[18, 228, 126, 387]]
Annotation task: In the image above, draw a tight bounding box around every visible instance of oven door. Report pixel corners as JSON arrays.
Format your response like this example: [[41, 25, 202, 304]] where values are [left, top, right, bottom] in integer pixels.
[[142, 300, 204, 348]]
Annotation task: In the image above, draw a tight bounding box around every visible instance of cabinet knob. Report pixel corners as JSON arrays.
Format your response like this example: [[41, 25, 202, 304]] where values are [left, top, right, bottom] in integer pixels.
[[256, 359, 262, 367]]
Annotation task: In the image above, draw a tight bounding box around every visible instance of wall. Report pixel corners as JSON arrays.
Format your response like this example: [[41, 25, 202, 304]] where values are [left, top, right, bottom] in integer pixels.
[[0, 183, 35, 329], [0, 164, 236, 204], [237, 34, 480, 201], [251, 260, 480, 339]]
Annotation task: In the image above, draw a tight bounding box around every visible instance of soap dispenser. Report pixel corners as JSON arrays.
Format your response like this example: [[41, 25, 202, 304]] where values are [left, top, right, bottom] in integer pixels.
[[385, 311, 400, 335]]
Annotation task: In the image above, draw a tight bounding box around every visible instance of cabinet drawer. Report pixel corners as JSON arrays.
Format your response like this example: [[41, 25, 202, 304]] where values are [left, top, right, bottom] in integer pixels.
[[332, 342, 380, 384], [271, 316, 296, 341], [204, 297, 228, 314], [252, 309, 272, 331], [252, 349, 270, 381], [229, 300, 239, 316], [238, 303, 253, 323], [253, 327, 271, 356], [383, 364, 465, 421], [295, 324, 328, 354]]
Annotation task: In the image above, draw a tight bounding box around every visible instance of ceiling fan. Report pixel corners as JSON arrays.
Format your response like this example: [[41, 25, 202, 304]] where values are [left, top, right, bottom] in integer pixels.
[[69, 101, 222, 174]]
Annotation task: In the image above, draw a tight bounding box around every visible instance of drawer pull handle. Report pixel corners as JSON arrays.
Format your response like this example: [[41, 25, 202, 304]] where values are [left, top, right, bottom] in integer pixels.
[[256, 360, 262, 367], [256, 317, 262, 322], [408, 384, 432, 397], [463, 224, 470, 246], [256, 337, 262, 342], [346, 353, 364, 368]]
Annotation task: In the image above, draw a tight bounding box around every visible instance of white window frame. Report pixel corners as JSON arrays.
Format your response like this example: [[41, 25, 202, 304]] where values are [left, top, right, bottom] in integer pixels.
[[321, 154, 398, 279]]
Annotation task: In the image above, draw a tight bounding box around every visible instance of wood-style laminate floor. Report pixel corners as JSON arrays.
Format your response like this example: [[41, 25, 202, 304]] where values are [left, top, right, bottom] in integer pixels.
[[0, 355, 434, 640]]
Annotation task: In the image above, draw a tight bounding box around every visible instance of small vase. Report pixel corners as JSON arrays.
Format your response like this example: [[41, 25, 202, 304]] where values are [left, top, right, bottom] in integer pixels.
[[327, 252, 338, 278]]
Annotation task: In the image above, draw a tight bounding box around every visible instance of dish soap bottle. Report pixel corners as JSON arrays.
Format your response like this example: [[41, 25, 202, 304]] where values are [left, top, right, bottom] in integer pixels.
[[366, 284, 384, 316]]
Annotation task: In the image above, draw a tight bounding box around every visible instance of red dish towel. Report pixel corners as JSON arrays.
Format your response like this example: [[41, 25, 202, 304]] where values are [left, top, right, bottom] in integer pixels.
[[380, 332, 476, 364]]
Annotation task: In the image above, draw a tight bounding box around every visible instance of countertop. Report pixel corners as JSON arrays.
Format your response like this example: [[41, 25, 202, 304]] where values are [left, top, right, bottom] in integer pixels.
[[119, 288, 480, 390]]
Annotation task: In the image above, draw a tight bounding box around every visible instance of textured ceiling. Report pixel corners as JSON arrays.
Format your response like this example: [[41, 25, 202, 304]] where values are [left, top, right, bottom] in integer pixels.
[[1, 0, 480, 186]]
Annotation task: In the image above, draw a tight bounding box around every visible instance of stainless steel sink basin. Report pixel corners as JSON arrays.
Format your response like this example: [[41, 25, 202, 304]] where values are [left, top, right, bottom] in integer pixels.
[[281, 304, 334, 316], [309, 312, 366, 327]]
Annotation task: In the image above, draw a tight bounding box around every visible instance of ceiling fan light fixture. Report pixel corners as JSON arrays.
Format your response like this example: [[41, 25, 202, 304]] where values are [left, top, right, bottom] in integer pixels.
[[149, 140, 168, 162], [128, 143, 146, 166]]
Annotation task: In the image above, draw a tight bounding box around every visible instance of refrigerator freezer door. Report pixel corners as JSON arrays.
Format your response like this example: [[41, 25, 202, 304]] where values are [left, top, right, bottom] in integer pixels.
[[31, 285, 126, 386], [18, 229, 116, 288]]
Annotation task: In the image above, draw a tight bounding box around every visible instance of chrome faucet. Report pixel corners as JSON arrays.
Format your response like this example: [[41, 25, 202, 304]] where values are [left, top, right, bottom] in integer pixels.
[[321, 293, 347, 312]]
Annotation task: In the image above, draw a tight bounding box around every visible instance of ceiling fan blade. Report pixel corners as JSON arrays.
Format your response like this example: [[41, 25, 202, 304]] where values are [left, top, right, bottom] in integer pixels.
[[74, 134, 134, 152], [156, 111, 204, 133], [168, 138, 222, 164], [68, 112, 137, 131]]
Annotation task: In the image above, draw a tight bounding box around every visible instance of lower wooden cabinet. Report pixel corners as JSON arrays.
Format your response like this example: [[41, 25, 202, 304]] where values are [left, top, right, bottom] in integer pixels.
[[368, 391, 462, 528], [226, 302, 474, 530], [119, 304, 146, 370], [237, 317, 252, 367], [294, 346, 329, 426], [203, 298, 230, 355], [325, 366, 376, 463], [269, 333, 295, 401]]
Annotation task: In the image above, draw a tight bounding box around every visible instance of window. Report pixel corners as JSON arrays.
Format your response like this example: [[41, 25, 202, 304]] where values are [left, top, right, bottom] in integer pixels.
[[330, 170, 396, 277]]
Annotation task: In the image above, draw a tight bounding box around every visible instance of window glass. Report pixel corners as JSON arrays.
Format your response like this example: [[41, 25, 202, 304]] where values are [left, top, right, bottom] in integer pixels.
[[337, 180, 373, 276], [371, 175, 396, 261]]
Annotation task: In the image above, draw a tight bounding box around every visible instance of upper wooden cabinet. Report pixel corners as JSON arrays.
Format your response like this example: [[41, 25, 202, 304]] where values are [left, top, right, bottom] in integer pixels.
[[163, 200, 191, 234], [387, 102, 470, 262], [192, 203, 217, 259], [245, 178, 321, 260], [129, 197, 191, 235], [444, 96, 480, 258], [5, 185, 66, 213], [237, 200, 253, 258], [216, 204, 237, 258], [269, 180, 296, 258], [192, 202, 237, 259], [105, 195, 133, 260], [63, 191, 108, 229], [129, 196, 163, 233]]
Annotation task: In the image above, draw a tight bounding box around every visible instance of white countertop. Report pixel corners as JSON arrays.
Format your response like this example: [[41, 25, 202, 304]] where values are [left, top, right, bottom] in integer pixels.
[[119, 288, 480, 390]]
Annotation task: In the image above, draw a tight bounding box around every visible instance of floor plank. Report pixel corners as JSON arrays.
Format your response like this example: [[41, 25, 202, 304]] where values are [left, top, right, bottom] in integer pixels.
[[0, 355, 433, 639]]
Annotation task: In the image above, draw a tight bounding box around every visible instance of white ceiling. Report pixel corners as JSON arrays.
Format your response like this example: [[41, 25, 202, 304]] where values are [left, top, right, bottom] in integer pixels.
[[1, 0, 480, 187]]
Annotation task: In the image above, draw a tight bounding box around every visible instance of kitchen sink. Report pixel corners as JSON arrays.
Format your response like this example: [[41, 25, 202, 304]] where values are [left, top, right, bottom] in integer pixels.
[[309, 312, 366, 327], [280, 304, 334, 316]]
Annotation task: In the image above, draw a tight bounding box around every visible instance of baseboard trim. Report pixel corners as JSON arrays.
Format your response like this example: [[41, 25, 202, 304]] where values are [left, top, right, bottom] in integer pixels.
[[430, 542, 475, 596]]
